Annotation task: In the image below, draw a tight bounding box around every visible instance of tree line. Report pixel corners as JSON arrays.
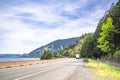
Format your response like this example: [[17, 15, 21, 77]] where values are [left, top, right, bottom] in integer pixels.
[[40, 0, 120, 61], [80, 0, 120, 62]]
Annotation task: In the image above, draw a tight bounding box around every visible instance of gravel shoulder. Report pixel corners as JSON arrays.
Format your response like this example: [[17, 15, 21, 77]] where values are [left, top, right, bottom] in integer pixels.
[[65, 62, 101, 80]]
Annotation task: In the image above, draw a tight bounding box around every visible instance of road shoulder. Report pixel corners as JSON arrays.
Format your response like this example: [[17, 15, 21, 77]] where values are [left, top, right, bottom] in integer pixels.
[[65, 64, 101, 80]]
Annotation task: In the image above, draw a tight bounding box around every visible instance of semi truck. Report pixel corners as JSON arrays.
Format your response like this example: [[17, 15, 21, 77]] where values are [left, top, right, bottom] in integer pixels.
[[76, 54, 80, 59]]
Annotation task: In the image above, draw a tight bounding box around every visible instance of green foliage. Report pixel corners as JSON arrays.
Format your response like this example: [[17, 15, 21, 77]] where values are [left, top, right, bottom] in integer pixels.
[[114, 50, 120, 57], [41, 50, 53, 60], [60, 38, 82, 58], [54, 51, 61, 58], [97, 17, 115, 54], [61, 34, 89, 58], [80, 33, 94, 57], [79, 0, 120, 60]]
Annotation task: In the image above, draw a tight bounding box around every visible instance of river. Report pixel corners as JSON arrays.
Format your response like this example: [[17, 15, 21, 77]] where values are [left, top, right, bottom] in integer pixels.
[[0, 58, 40, 62]]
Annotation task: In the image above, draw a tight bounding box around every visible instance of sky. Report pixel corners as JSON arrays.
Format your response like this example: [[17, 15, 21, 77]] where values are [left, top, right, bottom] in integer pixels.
[[0, 0, 118, 54]]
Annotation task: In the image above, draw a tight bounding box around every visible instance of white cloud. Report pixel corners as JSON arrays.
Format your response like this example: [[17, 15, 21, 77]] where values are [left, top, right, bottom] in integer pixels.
[[0, 0, 115, 54]]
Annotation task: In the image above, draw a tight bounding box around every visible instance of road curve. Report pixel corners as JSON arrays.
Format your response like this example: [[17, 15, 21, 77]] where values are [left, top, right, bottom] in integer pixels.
[[0, 58, 99, 80]]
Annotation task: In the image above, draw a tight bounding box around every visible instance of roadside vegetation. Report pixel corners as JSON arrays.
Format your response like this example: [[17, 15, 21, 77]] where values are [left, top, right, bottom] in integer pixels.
[[41, 50, 53, 60], [85, 59, 120, 80], [80, 0, 120, 63], [81, 1, 120, 79]]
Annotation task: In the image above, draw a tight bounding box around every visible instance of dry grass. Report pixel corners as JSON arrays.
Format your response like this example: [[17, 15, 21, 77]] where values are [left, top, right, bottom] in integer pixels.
[[85, 59, 120, 80], [0, 58, 68, 69]]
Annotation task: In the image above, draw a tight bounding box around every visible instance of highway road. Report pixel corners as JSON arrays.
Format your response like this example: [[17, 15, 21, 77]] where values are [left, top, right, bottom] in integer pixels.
[[0, 59, 99, 80]]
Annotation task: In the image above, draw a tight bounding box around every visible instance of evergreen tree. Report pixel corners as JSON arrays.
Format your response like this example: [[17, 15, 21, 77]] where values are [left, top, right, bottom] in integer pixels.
[[80, 33, 94, 57], [97, 17, 115, 55]]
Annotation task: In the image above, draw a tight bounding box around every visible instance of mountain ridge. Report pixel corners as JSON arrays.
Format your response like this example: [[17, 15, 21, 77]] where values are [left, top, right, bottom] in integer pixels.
[[21, 37, 79, 58]]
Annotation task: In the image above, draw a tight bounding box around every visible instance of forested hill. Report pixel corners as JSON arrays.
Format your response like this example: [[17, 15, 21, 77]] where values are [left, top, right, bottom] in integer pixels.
[[80, 0, 120, 62], [21, 37, 79, 58]]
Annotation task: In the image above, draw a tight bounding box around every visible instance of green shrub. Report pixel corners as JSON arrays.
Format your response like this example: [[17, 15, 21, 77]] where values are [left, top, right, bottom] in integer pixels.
[[114, 50, 120, 57], [54, 52, 61, 58], [41, 50, 53, 60]]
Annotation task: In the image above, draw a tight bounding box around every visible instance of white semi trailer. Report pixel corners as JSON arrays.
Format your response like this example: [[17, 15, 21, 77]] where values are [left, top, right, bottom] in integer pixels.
[[76, 54, 80, 59]]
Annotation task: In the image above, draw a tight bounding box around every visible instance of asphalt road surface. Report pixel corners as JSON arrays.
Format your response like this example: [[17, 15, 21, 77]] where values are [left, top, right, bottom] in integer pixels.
[[0, 59, 99, 80]]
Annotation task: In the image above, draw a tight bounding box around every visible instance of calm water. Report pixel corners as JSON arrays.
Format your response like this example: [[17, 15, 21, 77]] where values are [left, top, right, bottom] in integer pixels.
[[0, 58, 40, 62]]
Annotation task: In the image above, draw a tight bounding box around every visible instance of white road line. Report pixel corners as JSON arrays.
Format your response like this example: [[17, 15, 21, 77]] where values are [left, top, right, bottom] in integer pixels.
[[14, 65, 63, 80]]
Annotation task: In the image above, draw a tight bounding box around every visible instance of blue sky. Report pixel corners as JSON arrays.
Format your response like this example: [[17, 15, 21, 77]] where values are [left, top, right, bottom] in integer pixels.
[[0, 0, 118, 54]]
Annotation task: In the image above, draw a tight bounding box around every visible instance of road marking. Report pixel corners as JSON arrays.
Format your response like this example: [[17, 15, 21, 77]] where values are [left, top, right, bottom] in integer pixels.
[[14, 65, 63, 80]]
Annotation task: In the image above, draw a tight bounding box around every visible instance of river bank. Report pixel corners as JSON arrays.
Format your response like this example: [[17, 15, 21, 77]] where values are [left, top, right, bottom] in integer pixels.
[[0, 58, 67, 69]]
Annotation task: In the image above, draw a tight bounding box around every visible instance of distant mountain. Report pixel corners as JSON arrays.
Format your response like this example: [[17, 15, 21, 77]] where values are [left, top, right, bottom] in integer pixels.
[[21, 37, 79, 58], [0, 54, 21, 58]]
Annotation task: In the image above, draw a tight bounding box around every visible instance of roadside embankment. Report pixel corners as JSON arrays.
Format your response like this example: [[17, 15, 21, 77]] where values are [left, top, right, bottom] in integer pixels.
[[0, 58, 68, 69], [85, 58, 120, 80]]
